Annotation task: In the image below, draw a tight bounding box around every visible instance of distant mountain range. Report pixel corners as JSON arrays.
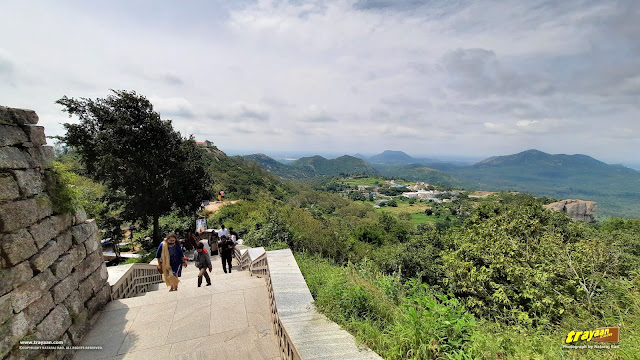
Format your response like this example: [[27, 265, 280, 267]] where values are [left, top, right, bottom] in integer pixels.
[[242, 154, 378, 179], [243, 149, 640, 218], [356, 150, 433, 164], [446, 149, 640, 218]]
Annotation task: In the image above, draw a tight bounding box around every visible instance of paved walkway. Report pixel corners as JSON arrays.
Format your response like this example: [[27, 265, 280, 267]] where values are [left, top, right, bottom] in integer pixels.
[[74, 243, 279, 360]]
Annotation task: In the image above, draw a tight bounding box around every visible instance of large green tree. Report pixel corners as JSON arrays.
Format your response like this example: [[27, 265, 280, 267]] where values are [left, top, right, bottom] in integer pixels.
[[57, 90, 211, 245]]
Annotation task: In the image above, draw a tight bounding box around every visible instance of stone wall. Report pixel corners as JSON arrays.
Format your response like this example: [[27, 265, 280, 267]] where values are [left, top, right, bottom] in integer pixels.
[[0, 106, 110, 360]]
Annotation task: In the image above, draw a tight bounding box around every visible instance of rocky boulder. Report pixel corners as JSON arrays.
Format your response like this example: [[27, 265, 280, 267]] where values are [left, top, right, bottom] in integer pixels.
[[544, 199, 597, 222]]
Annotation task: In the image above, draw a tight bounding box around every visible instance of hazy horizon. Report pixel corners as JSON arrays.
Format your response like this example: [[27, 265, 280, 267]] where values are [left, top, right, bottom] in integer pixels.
[[2, 0, 638, 165], [225, 148, 640, 170]]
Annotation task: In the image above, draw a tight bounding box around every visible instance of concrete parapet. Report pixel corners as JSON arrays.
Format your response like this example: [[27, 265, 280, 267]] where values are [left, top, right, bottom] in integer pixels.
[[263, 249, 382, 360]]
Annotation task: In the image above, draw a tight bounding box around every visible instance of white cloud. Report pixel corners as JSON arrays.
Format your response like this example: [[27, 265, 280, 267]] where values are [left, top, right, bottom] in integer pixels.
[[0, 0, 638, 162]]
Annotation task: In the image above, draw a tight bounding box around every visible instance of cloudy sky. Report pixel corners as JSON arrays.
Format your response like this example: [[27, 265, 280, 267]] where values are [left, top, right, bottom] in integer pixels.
[[1, 0, 639, 165]]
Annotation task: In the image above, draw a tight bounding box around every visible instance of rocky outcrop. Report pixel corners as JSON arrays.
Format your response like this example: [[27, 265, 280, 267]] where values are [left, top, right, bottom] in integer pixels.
[[0, 106, 109, 360], [544, 199, 597, 222]]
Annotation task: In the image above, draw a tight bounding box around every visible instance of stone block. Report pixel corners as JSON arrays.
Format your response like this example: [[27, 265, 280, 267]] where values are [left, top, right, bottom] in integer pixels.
[[0, 312, 29, 359], [0, 147, 32, 169], [0, 173, 20, 201], [98, 262, 108, 282], [0, 229, 38, 266], [52, 213, 73, 233], [52, 272, 79, 304], [0, 261, 33, 297], [0, 198, 38, 232], [73, 209, 87, 224], [50, 254, 73, 280], [82, 264, 106, 295], [63, 290, 83, 317], [70, 222, 94, 245], [30, 239, 62, 273], [23, 292, 55, 328], [86, 284, 111, 316], [0, 106, 39, 125], [10, 169, 44, 197], [12, 269, 56, 312], [68, 244, 86, 269], [78, 277, 93, 304], [0, 124, 28, 146], [77, 251, 102, 281], [35, 304, 72, 341], [27, 146, 54, 169], [22, 125, 46, 146], [0, 292, 13, 325], [34, 194, 53, 220], [84, 232, 100, 254], [28, 217, 59, 249], [56, 231, 72, 253], [86, 218, 98, 235], [66, 309, 88, 345]]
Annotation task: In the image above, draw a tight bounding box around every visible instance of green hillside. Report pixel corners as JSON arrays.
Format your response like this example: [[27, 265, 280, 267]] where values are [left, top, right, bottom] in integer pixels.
[[245, 153, 379, 178], [292, 155, 379, 176], [242, 153, 314, 179], [448, 149, 640, 218], [202, 149, 293, 200]]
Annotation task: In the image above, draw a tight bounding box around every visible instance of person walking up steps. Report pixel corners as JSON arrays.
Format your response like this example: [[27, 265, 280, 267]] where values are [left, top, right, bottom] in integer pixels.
[[218, 235, 235, 273], [194, 242, 212, 287], [155, 233, 187, 292]]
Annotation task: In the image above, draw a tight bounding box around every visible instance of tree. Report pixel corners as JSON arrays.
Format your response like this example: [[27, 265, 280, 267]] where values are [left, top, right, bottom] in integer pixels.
[[57, 90, 211, 245]]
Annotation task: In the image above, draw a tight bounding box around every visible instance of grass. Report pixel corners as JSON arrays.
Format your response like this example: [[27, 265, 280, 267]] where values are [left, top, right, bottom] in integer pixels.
[[296, 252, 639, 359], [409, 213, 437, 225], [366, 201, 439, 225]]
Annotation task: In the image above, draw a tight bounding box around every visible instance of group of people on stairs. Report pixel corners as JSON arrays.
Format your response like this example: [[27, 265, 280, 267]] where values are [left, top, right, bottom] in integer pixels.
[[155, 226, 238, 291]]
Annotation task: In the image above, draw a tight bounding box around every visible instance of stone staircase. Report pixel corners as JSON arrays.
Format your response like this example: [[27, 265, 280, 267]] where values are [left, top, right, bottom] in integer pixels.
[[73, 251, 280, 360]]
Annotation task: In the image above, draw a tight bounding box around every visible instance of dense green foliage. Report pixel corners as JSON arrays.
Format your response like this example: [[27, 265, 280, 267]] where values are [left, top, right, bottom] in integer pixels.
[[214, 188, 640, 359], [297, 254, 477, 359], [57, 90, 211, 244], [205, 151, 294, 201]]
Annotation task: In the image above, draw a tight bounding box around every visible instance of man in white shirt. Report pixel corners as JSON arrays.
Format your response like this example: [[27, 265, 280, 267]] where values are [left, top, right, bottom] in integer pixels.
[[217, 224, 228, 238]]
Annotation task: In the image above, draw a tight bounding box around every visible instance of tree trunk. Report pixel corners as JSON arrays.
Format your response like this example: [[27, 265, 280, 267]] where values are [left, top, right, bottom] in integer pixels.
[[153, 214, 161, 247]]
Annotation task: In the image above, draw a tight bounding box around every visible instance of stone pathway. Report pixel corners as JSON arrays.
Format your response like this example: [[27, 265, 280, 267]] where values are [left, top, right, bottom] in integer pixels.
[[73, 243, 279, 360]]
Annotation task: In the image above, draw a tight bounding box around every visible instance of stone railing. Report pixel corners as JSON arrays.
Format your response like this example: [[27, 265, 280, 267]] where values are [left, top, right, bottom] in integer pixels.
[[233, 245, 251, 270], [109, 263, 163, 300], [238, 248, 382, 360], [234, 245, 267, 274]]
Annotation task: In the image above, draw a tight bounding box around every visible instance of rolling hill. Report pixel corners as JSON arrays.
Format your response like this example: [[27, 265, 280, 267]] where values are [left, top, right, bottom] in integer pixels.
[[448, 149, 640, 218], [292, 155, 378, 176], [367, 150, 417, 164], [243, 149, 639, 217], [243, 154, 378, 179]]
